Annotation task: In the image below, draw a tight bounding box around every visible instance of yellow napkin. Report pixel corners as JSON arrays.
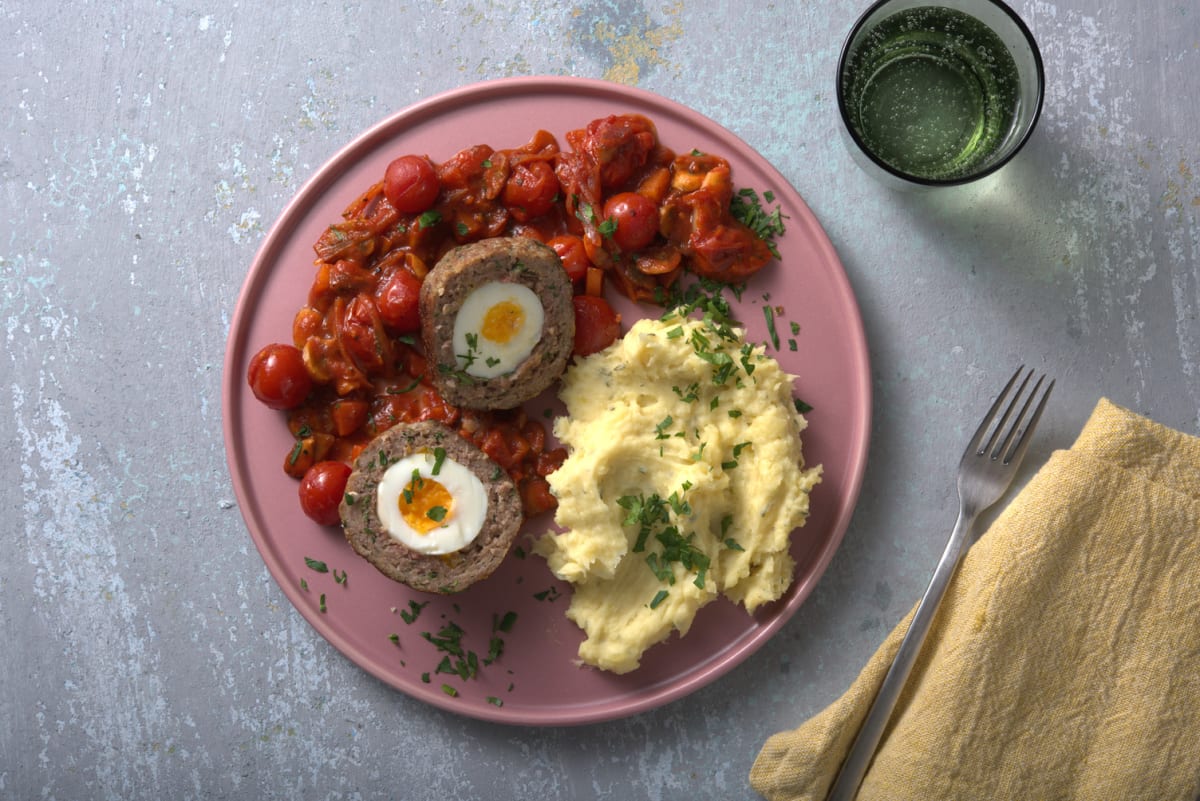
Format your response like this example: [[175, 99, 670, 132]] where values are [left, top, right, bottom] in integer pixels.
[[751, 398, 1200, 801]]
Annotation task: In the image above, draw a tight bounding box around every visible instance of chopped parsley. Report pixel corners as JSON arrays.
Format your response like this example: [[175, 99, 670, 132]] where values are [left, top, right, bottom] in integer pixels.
[[402, 469, 423, 504], [672, 382, 700, 403], [459, 333, 481, 370], [763, 304, 780, 350], [304, 557, 329, 573], [387, 377, 422, 395], [617, 485, 711, 600], [399, 600, 429, 624], [729, 187, 787, 258]]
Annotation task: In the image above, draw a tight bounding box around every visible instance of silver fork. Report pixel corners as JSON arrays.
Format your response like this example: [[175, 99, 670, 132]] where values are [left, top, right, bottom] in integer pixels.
[[826, 366, 1054, 801]]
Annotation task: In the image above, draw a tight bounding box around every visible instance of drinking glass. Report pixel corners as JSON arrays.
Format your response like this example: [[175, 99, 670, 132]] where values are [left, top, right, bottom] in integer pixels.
[[837, 0, 1044, 189]]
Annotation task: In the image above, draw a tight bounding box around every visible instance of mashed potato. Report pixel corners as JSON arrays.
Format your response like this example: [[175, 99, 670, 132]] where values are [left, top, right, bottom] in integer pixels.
[[535, 314, 822, 673]]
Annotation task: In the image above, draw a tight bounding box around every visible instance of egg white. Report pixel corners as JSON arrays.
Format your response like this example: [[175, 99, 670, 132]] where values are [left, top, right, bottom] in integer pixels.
[[376, 452, 488, 555], [452, 281, 545, 379]]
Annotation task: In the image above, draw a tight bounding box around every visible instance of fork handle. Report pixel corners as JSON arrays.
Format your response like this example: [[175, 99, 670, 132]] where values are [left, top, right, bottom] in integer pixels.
[[825, 509, 979, 801]]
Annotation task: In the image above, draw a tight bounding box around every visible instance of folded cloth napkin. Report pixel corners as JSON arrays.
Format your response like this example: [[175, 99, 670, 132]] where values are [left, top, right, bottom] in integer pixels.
[[751, 398, 1200, 801]]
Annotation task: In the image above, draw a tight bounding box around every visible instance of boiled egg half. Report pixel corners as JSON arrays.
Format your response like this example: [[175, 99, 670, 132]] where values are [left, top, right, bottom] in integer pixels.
[[376, 451, 488, 555], [452, 281, 545, 379]]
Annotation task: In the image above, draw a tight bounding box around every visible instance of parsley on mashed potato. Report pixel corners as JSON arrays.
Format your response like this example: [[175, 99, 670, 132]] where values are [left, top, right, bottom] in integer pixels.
[[534, 313, 822, 673]]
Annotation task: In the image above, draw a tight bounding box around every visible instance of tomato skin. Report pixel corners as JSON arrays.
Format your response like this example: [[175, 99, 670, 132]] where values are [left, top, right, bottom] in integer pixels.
[[383, 155, 440, 214], [247, 343, 312, 410], [520, 477, 558, 517], [503, 160, 559, 222], [375, 269, 422, 333], [572, 295, 621, 357], [603, 192, 659, 252], [298, 461, 352, 526], [547, 234, 590, 283], [340, 295, 390, 372]]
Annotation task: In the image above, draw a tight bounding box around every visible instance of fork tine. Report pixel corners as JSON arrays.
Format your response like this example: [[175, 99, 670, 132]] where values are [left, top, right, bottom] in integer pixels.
[[999, 375, 1054, 466], [992, 371, 1039, 460], [966, 365, 1024, 459], [984, 368, 1034, 458]]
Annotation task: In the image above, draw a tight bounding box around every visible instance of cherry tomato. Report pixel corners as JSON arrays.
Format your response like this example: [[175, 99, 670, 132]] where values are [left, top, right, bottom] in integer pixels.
[[298, 461, 352, 526], [602, 192, 658, 252], [375, 269, 422, 333], [572, 295, 621, 357], [247, 343, 312, 410], [584, 115, 657, 189], [383, 155, 440, 214], [547, 234, 590, 283], [502, 160, 559, 222]]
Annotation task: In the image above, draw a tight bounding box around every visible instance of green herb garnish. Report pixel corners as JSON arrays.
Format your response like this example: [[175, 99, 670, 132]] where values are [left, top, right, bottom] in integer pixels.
[[729, 187, 787, 258], [399, 600, 428, 624], [763, 304, 780, 350], [387, 377, 422, 395]]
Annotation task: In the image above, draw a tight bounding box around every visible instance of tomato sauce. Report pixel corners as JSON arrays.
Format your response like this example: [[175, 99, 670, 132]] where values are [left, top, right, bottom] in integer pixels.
[[256, 114, 775, 522]]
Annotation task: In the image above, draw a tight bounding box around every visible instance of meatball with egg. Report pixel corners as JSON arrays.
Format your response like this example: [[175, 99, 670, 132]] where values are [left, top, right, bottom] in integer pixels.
[[420, 237, 574, 409], [339, 421, 523, 594]]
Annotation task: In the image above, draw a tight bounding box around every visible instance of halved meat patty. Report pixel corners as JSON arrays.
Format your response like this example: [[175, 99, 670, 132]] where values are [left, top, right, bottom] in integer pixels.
[[339, 421, 522, 594], [420, 237, 574, 410]]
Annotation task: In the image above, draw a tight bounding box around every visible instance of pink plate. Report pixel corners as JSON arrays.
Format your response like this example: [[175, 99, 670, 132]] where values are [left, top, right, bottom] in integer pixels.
[[222, 77, 871, 725]]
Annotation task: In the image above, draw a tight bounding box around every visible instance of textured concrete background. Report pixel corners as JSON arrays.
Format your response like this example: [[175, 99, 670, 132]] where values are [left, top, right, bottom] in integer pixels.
[[2, 0, 1197, 799]]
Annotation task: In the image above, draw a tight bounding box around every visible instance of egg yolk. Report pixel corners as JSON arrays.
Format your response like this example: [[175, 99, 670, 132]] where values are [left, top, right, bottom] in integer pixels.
[[480, 300, 526, 345], [398, 474, 455, 535]]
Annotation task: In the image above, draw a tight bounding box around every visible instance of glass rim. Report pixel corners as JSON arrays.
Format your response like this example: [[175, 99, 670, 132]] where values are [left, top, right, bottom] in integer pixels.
[[835, 0, 1047, 187]]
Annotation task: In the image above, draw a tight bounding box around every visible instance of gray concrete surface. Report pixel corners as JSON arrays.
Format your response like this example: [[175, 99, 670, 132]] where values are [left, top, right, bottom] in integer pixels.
[[2, 1, 1197, 799]]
